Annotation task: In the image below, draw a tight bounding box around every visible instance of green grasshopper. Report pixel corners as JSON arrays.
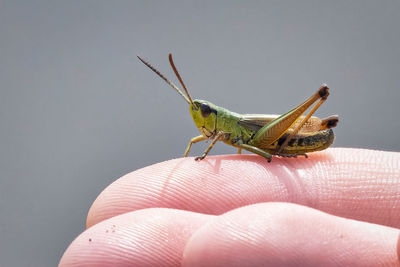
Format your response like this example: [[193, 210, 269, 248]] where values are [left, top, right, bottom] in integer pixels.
[[138, 54, 338, 162]]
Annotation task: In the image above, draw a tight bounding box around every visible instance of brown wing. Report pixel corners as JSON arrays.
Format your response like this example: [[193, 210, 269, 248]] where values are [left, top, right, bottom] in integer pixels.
[[238, 114, 277, 132], [238, 114, 332, 134]]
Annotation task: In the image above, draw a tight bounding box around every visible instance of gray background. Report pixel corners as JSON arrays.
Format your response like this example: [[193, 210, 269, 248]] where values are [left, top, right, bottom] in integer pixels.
[[1, 1, 399, 266]]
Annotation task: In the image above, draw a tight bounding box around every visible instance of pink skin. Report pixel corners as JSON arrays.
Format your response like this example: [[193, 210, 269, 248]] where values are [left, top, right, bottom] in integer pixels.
[[59, 148, 400, 266]]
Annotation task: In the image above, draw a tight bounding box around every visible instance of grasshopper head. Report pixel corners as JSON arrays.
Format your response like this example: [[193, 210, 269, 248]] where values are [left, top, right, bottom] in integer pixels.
[[190, 100, 218, 138]]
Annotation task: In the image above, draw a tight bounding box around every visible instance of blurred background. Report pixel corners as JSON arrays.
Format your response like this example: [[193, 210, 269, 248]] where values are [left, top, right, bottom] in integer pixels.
[[1, 1, 399, 266]]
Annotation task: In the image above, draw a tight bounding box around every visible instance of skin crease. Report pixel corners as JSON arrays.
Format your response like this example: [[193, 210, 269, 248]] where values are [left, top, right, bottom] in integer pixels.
[[59, 148, 400, 266]]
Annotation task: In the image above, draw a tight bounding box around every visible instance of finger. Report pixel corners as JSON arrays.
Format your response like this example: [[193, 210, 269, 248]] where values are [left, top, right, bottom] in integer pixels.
[[87, 148, 400, 228], [59, 208, 212, 267], [183, 202, 400, 267]]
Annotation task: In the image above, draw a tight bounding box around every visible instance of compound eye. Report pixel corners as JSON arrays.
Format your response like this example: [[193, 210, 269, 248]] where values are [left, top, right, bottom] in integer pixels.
[[200, 103, 212, 118]]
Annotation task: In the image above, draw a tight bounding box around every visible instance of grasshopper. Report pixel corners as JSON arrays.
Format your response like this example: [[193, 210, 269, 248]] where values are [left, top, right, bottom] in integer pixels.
[[138, 54, 338, 162]]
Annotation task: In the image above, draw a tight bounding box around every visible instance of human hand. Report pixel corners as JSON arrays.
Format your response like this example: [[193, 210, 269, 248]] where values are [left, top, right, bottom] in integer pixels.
[[59, 148, 400, 266]]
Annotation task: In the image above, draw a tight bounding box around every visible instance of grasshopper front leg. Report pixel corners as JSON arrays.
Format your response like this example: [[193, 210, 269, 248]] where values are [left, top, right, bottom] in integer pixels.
[[184, 135, 207, 157], [195, 132, 224, 161]]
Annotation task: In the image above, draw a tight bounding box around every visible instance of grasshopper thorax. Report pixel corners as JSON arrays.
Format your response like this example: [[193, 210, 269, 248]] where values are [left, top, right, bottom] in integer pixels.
[[190, 100, 218, 138]]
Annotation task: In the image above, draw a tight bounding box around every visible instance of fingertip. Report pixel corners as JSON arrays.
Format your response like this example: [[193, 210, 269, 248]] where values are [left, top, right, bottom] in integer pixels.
[[86, 155, 277, 226], [61, 208, 212, 266], [87, 148, 400, 228]]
